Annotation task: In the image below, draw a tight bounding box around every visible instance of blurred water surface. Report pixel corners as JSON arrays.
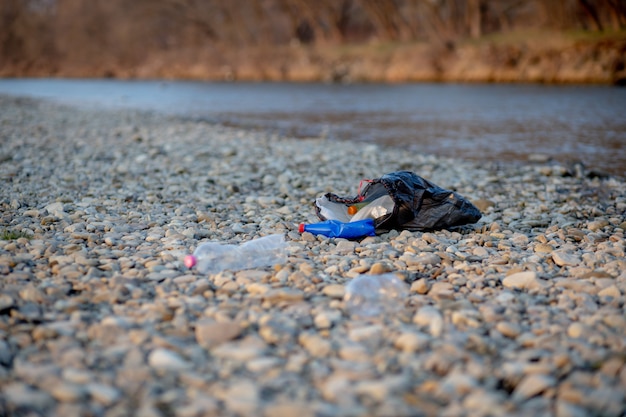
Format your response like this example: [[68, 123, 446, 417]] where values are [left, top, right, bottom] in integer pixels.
[[1, 79, 624, 176]]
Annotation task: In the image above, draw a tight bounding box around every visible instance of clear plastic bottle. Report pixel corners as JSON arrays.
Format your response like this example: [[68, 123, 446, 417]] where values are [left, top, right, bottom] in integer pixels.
[[344, 273, 408, 318], [184, 234, 287, 274]]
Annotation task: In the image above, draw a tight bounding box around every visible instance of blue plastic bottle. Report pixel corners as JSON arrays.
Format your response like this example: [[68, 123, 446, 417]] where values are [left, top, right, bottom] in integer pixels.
[[298, 219, 376, 239]]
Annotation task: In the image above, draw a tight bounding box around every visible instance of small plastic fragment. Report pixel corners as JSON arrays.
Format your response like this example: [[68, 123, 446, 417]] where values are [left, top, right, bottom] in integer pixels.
[[343, 273, 409, 318]]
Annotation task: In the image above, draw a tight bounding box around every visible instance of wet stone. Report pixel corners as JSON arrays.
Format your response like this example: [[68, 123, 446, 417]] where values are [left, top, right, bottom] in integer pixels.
[[503, 271, 545, 291], [4, 382, 54, 410], [394, 331, 430, 353], [263, 288, 305, 304], [86, 383, 121, 406], [195, 319, 242, 348], [413, 306, 444, 337], [496, 321, 522, 338], [513, 374, 556, 402], [147, 348, 191, 371], [534, 243, 554, 253], [0, 294, 15, 312], [552, 251, 581, 267], [299, 333, 332, 357], [49, 382, 87, 402], [322, 284, 345, 299]]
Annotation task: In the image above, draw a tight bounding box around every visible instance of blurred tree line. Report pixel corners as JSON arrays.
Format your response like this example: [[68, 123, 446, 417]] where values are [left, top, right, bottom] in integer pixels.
[[2, 0, 625, 76]]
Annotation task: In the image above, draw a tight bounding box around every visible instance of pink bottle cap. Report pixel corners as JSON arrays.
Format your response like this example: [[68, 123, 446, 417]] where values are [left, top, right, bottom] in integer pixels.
[[184, 255, 197, 269]]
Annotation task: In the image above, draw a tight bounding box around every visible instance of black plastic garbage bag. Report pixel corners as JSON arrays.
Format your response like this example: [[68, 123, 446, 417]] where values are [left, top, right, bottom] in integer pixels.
[[315, 171, 482, 233]]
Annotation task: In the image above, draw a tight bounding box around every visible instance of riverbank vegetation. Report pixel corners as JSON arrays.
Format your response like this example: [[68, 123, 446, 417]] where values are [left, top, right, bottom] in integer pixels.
[[2, 0, 625, 84]]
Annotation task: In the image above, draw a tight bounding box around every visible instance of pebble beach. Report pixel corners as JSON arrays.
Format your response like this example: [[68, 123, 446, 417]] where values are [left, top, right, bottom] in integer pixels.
[[1, 95, 625, 417]]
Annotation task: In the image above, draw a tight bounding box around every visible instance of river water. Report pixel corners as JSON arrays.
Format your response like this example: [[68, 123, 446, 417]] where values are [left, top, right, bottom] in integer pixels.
[[1, 79, 624, 177]]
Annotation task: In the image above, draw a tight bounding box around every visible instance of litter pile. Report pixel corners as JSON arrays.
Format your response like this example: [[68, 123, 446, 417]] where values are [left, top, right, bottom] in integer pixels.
[[303, 170, 482, 238]]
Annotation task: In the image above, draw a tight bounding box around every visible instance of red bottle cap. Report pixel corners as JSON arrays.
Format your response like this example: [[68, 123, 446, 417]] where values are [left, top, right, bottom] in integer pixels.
[[184, 255, 197, 269], [298, 223, 305, 233]]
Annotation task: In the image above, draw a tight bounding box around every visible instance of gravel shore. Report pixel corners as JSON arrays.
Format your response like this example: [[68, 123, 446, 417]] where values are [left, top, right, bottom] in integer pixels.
[[1, 95, 625, 417]]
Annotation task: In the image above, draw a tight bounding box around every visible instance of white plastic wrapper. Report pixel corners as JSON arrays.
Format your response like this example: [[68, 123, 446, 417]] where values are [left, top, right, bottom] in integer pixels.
[[350, 195, 395, 222], [315, 194, 395, 223]]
